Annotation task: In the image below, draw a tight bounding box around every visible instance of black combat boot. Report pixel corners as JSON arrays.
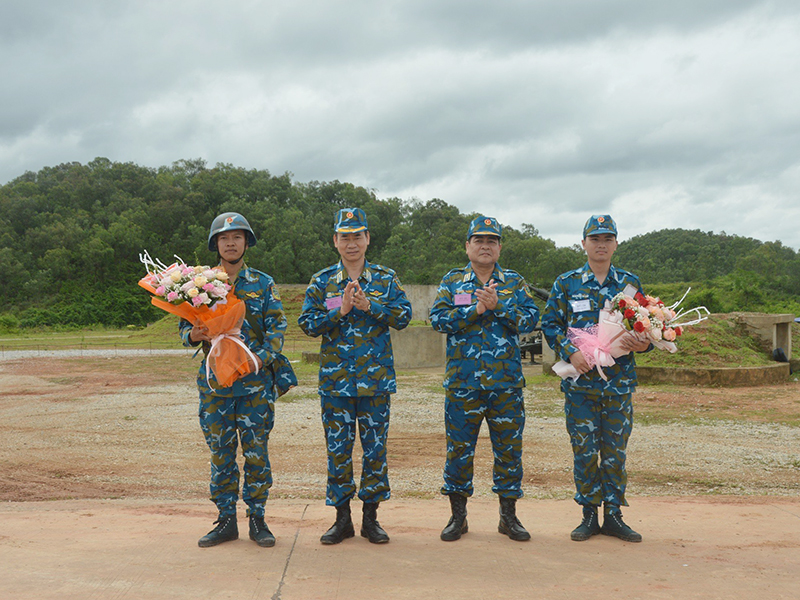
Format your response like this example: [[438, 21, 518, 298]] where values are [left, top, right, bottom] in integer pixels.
[[249, 515, 276, 547], [498, 497, 531, 541], [440, 493, 468, 541], [570, 505, 601, 541], [198, 514, 238, 548], [361, 502, 390, 544], [320, 499, 355, 545], [601, 509, 642, 543]]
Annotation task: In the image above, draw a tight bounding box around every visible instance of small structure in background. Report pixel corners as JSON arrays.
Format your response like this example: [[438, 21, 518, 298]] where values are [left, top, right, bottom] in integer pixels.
[[735, 313, 794, 360]]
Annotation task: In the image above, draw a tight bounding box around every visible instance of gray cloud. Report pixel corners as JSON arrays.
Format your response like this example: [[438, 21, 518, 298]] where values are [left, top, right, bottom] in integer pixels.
[[1, 0, 799, 249]]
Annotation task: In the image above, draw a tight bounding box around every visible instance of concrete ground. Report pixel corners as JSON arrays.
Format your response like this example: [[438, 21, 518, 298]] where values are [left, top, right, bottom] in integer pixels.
[[3, 496, 799, 600]]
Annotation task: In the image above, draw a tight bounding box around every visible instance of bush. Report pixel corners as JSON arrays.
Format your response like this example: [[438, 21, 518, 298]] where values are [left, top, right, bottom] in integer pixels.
[[0, 312, 19, 333]]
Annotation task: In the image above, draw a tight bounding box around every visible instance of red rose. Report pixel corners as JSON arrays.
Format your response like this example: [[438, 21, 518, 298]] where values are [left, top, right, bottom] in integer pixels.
[[633, 321, 645, 333], [635, 292, 647, 306], [675, 326, 683, 336], [618, 299, 627, 308], [624, 308, 636, 320]]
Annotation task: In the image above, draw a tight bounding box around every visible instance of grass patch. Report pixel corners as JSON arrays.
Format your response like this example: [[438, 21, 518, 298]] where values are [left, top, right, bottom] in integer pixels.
[[793, 322, 800, 360], [636, 313, 773, 368]]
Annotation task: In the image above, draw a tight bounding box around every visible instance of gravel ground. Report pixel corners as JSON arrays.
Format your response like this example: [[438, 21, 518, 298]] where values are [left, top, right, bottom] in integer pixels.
[[0, 348, 192, 362], [1, 354, 798, 504]]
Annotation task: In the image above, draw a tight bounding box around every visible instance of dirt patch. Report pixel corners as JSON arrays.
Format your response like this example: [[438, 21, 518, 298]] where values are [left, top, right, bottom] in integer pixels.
[[2, 355, 799, 600], [1, 357, 799, 505]]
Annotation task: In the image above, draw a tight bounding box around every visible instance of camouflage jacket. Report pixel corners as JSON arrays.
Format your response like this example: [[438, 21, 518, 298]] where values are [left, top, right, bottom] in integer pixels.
[[298, 260, 412, 397], [541, 262, 645, 395], [430, 263, 539, 390], [180, 265, 287, 397]]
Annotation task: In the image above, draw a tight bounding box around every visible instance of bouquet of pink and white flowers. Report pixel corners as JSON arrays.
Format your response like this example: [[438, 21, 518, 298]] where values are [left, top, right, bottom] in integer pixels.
[[140, 254, 231, 309], [552, 288, 709, 381], [138, 251, 259, 388]]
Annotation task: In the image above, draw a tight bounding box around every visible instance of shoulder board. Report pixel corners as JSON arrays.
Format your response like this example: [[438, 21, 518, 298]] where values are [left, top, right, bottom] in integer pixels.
[[244, 267, 272, 280], [443, 267, 467, 278], [501, 268, 523, 279], [614, 267, 636, 278], [311, 264, 340, 279], [369, 263, 396, 276], [561, 267, 584, 279]]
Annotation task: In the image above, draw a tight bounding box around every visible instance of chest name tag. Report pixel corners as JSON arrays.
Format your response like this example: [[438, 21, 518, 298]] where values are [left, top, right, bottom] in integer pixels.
[[326, 296, 343, 310], [623, 284, 639, 298], [454, 293, 472, 306], [570, 299, 592, 313]]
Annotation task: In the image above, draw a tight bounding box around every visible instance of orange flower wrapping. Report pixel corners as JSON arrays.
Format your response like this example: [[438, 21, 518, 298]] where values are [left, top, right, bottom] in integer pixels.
[[139, 276, 258, 387]]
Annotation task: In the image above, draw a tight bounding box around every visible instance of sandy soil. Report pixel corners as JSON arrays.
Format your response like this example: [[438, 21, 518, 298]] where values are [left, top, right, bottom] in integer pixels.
[[1, 354, 799, 599]]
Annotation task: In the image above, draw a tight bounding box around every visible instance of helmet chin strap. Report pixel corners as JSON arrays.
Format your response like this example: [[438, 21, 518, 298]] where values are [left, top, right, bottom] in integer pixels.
[[218, 248, 246, 267]]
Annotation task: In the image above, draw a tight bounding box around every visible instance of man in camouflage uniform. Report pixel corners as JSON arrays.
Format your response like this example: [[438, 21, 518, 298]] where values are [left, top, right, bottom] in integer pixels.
[[430, 216, 539, 542], [181, 212, 288, 548], [298, 207, 412, 545], [541, 214, 649, 543]]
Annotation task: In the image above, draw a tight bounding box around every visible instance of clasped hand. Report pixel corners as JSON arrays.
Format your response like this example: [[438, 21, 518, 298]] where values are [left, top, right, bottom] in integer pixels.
[[475, 280, 498, 315], [341, 280, 370, 316]]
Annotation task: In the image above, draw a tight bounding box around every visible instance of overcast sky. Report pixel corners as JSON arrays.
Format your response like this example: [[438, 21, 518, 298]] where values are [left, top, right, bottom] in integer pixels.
[[2, 0, 799, 248]]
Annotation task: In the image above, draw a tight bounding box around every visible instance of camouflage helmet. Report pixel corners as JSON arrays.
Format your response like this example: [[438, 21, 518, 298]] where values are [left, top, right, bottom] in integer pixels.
[[208, 212, 257, 251]]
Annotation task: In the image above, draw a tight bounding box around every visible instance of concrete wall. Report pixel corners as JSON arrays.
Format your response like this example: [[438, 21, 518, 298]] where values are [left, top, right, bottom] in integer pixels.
[[735, 313, 794, 358], [403, 285, 439, 323], [390, 326, 446, 369], [541, 337, 557, 375]]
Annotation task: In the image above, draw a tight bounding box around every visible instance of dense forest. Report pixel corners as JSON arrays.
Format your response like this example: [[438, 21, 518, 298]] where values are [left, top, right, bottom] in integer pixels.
[[1, 158, 799, 329]]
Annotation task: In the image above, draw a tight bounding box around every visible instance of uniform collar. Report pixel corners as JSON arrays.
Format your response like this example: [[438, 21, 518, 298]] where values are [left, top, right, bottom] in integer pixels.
[[579, 262, 620, 285], [462, 262, 505, 284], [224, 263, 256, 285], [333, 260, 373, 284]]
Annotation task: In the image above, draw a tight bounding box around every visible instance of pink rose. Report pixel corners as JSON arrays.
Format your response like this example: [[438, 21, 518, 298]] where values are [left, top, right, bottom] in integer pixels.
[[191, 296, 204, 307], [155, 286, 166, 296], [209, 284, 227, 298], [167, 291, 180, 302], [196, 292, 210, 305], [663, 328, 677, 342]]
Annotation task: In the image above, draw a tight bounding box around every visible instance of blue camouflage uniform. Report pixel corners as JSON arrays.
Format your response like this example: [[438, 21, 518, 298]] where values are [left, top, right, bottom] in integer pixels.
[[298, 259, 412, 506], [541, 261, 646, 511], [430, 262, 539, 499], [180, 265, 287, 518]]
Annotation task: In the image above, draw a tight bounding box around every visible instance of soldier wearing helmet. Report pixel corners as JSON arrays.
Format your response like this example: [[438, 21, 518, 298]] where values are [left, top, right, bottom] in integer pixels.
[[430, 215, 540, 543], [298, 208, 412, 546], [541, 215, 649, 543], [180, 211, 290, 549]]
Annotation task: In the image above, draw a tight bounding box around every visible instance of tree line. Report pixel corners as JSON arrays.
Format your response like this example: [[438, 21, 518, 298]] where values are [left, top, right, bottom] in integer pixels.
[[1, 158, 798, 329]]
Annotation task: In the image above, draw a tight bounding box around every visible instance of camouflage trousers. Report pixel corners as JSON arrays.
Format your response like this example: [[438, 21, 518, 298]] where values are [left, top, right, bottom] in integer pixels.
[[321, 394, 391, 506], [564, 391, 633, 509], [441, 388, 525, 498], [198, 388, 275, 518]]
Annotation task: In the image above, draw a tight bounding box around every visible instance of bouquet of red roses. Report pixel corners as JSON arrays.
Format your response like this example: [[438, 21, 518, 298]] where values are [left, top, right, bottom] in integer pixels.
[[138, 251, 259, 387], [552, 288, 709, 381]]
